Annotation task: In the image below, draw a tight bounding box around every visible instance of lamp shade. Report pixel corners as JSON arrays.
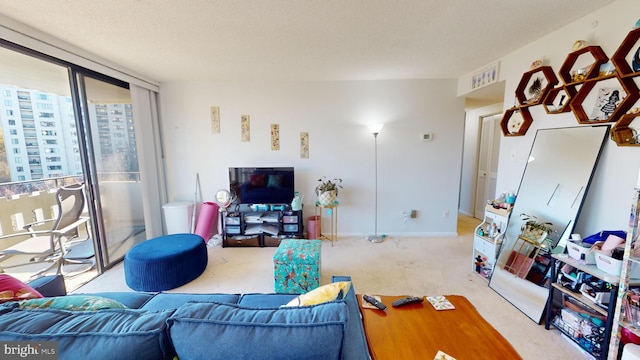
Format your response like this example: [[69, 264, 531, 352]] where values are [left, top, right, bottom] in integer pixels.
[[368, 123, 384, 134]]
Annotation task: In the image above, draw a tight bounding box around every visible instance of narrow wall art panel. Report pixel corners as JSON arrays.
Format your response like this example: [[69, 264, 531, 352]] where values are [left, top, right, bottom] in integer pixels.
[[210, 106, 220, 134], [300, 132, 309, 159], [271, 124, 280, 150], [241, 115, 250, 142]]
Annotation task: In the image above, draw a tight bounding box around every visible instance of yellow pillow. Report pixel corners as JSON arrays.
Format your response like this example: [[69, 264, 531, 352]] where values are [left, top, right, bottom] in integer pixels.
[[284, 281, 351, 307]]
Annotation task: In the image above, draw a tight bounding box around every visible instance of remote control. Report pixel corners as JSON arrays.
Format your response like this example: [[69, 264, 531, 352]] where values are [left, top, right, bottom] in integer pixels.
[[392, 296, 424, 308], [363, 295, 387, 311]]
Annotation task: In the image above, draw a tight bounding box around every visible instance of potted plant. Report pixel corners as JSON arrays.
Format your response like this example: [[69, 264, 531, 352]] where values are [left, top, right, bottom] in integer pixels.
[[315, 177, 342, 205], [519, 213, 553, 243]]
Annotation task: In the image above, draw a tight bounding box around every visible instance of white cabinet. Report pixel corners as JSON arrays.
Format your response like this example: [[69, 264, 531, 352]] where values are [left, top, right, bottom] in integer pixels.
[[472, 205, 511, 280]]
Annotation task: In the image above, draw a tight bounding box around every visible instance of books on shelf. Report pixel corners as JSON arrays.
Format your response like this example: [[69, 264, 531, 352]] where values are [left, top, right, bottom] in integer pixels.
[[244, 212, 280, 223], [245, 223, 279, 236]]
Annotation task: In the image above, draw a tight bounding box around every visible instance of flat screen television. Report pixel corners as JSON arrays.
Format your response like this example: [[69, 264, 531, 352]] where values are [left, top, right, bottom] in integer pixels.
[[229, 167, 295, 205]]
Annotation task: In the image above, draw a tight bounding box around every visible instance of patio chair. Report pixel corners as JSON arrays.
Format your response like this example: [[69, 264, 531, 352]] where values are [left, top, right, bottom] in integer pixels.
[[0, 183, 94, 279]]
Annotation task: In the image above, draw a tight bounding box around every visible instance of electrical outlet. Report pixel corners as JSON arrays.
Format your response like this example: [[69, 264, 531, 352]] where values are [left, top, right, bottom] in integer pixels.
[[443, 210, 449, 218], [401, 211, 408, 224]]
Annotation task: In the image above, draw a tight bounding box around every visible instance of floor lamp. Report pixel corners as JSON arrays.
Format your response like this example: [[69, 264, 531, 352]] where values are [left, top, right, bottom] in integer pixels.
[[368, 123, 384, 243]]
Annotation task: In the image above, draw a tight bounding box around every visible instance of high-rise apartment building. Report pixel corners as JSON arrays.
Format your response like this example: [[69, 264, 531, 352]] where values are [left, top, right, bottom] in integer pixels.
[[0, 85, 77, 182], [0, 85, 138, 183]]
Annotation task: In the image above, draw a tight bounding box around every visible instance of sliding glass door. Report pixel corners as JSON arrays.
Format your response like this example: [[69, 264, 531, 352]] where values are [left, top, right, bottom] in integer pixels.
[[77, 75, 147, 267], [0, 41, 163, 282]]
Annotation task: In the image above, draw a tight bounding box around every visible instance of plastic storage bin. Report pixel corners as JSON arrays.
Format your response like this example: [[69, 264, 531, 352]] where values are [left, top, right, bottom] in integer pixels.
[[567, 241, 596, 264], [594, 251, 640, 278], [162, 201, 194, 234]]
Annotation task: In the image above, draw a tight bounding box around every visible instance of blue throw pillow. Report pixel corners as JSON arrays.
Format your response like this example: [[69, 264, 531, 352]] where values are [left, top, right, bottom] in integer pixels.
[[167, 301, 348, 360]]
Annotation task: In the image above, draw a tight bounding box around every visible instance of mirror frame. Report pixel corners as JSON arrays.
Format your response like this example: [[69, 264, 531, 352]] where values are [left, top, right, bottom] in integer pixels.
[[488, 125, 610, 323]]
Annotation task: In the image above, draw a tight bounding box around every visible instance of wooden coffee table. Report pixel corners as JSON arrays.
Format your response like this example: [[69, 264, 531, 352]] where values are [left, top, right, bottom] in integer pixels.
[[357, 295, 522, 360]]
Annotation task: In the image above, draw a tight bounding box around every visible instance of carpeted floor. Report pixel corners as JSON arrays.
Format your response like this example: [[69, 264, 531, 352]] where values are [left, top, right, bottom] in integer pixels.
[[75, 214, 586, 359]]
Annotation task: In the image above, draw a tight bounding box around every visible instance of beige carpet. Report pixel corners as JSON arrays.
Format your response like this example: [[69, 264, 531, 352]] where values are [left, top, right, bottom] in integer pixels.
[[75, 215, 585, 359]]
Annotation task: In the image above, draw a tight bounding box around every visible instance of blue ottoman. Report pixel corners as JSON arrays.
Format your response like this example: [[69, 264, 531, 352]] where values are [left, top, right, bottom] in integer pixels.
[[273, 239, 321, 294], [124, 233, 207, 291]]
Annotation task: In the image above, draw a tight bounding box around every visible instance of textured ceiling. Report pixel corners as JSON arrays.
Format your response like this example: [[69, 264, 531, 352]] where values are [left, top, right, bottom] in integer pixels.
[[0, 0, 614, 85]]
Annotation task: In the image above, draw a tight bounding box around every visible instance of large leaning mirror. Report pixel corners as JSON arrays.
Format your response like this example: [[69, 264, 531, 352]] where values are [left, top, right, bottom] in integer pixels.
[[489, 125, 609, 323]]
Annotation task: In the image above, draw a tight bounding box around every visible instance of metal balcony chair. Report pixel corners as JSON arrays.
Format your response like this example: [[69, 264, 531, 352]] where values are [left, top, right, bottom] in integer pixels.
[[0, 183, 94, 280]]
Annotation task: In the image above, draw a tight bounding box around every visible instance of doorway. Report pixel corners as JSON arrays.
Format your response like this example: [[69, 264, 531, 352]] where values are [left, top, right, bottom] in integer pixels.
[[474, 113, 502, 219]]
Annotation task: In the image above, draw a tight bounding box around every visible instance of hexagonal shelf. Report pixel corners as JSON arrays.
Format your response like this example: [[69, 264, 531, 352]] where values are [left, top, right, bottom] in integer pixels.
[[569, 76, 639, 124], [500, 107, 533, 136], [611, 112, 640, 146], [611, 27, 640, 78], [558, 46, 609, 85], [543, 86, 576, 114], [514, 66, 558, 106]]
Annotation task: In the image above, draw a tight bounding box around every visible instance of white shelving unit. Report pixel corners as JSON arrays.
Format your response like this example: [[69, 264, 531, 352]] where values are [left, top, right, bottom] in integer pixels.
[[472, 205, 511, 280], [608, 184, 640, 358]]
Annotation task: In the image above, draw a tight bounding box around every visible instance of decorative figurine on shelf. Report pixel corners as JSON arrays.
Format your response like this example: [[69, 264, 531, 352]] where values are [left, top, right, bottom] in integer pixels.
[[474, 256, 485, 273], [572, 40, 586, 51], [530, 59, 543, 69]]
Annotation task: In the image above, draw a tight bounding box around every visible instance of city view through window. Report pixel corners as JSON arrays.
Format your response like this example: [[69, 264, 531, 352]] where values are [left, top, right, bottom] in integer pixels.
[[0, 84, 139, 198]]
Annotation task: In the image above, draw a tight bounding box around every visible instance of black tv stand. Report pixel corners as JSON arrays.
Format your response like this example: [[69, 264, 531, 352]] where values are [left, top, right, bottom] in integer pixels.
[[222, 204, 303, 247]]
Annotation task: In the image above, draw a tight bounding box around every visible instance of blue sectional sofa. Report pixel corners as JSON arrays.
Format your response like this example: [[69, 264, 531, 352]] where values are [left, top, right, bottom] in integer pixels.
[[0, 275, 369, 360]]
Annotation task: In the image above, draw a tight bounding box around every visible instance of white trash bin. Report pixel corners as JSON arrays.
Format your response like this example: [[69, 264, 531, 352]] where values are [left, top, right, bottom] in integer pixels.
[[163, 202, 194, 234]]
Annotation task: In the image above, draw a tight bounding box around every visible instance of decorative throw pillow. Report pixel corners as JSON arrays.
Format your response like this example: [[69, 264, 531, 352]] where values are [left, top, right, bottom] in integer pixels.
[[19, 295, 128, 311], [0, 274, 43, 303], [283, 281, 351, 307]]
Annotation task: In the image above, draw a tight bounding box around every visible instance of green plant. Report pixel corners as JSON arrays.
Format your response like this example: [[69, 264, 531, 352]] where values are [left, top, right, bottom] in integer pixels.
[[315, 177, 343, 196], [519, 213, 553, 235]]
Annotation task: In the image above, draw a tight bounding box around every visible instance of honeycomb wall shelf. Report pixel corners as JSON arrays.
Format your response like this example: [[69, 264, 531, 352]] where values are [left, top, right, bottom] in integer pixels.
[[558, 46, 609, 86], [611, 112, 640, 146], [543, 86, 576, 114], [569, 75, 639, 124], [500, 106, 533, 137], [611, 27, 640, 78], [514, 66, 558, 107]]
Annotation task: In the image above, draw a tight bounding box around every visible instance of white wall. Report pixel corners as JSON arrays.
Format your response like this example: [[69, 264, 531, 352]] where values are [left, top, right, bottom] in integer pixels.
[[460, 0, 640, 235], [159, 80, 464, 236]]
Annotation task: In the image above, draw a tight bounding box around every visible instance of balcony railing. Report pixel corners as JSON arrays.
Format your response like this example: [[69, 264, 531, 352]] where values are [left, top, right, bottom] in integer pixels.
[[0, 173, 141, 239]]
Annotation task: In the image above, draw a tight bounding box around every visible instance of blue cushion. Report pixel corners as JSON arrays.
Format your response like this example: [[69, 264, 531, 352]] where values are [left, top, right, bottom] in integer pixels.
[[0, 308, 175, 360], [332, 275, 370, 360], [141, 293, 240, 311], [27, 274, 67, 297], [167, 301, 348, 360]]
